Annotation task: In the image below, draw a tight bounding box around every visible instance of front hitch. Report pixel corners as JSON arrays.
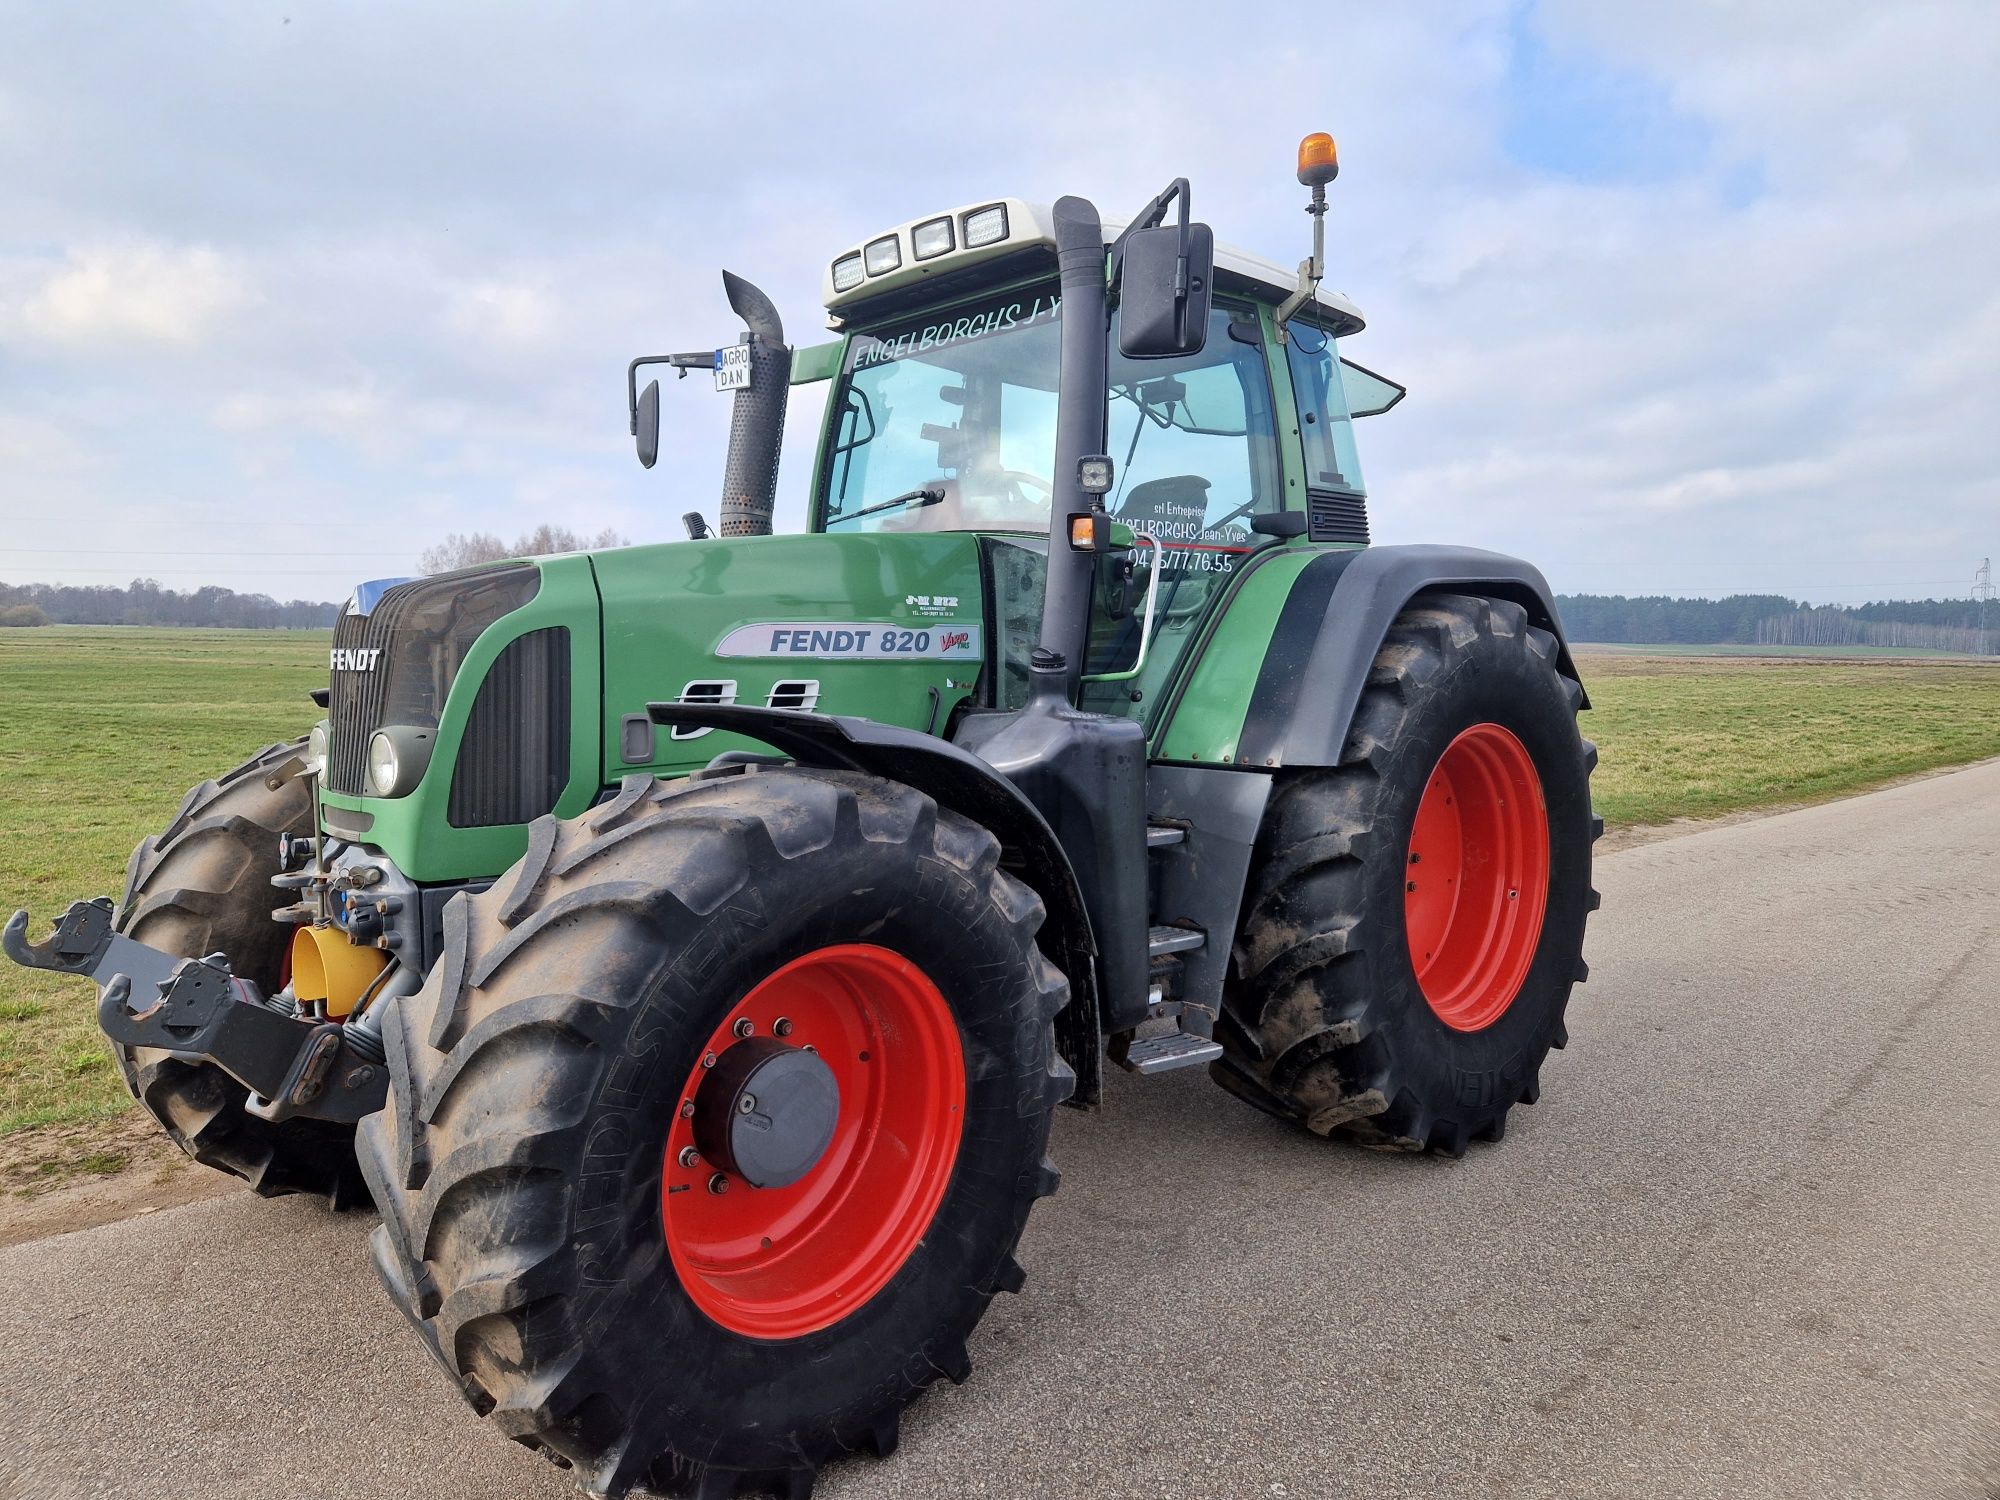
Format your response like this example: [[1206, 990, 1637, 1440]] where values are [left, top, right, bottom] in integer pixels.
[[5, 899, 389, 1125]]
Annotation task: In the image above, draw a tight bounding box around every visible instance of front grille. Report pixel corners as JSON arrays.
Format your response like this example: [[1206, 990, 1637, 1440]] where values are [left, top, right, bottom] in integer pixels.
[[327, 591, 411, 795], [325, 564, 540, 796], [447, 627, 571, 828], [1308, 491, 1370, 545]]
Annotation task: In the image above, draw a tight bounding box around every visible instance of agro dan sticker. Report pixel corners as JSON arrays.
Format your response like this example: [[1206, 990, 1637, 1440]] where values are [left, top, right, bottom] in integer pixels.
[[715, 622, 981, 661]]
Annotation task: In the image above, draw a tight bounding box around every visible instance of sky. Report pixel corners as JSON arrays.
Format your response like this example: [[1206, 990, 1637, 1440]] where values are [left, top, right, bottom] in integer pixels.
[[1, 0, 1994, 606]]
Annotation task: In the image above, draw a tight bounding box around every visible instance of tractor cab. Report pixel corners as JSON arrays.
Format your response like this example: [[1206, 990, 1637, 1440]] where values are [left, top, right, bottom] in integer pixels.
[[795, 198, 1403, 722]]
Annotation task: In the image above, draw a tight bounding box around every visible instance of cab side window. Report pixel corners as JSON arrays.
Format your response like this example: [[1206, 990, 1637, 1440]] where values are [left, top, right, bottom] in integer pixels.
[[1104, 307, 1282, 545], [1283, 322, 1365, 497]]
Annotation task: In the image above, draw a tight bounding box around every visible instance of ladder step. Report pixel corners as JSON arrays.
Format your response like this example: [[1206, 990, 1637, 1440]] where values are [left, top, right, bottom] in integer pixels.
[[1119, 1031, 1224, 1075], [1146, 823, 1186, 849], [1147, 924, 1205, 957]]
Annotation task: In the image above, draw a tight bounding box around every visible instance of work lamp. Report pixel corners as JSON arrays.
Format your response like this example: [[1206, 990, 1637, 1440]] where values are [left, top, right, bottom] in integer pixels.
[[961, 204, 1008, 248], [863, 235, 902, 276], [911, 216, 955, 260]]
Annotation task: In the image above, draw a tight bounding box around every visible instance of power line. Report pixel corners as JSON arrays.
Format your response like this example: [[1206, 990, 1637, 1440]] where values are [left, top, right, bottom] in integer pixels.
[[0, 567, 382, 579], [4, 549, 414, 559]]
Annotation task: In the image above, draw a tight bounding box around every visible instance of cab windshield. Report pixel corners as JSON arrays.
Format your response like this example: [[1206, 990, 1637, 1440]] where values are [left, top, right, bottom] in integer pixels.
[[817, 284, 1282, 538]]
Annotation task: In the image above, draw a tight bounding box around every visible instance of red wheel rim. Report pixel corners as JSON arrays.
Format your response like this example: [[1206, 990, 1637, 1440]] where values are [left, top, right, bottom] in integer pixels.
[[1403, 723, 1550, 1031], [660, 944, 965, 1339]]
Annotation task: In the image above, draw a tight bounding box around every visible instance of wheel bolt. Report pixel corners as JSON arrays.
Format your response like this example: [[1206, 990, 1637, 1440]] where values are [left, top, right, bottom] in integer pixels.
[[677, 1146, 700, 1168], [701, 1051, 717, 1069], [733, 1017, 755, 1038], [773, 1017, 793, 1038], [707, 1173, 729, 1195], [1407, 880, 1417, 892], [680, 1099, 695, 1119], [738, 1093, 757, 1114]]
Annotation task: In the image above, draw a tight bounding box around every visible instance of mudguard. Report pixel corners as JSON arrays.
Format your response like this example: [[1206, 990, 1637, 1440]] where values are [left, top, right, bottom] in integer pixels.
[[648, 702, 1104, 1107], [1175, 543, 1585, 771]]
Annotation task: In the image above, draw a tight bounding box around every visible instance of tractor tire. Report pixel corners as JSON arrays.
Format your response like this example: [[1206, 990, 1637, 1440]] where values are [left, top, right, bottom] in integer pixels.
[[1213, 593, 1599, 1154], [114, 739, 368, 1207], [357, 766, 1071, 1500]]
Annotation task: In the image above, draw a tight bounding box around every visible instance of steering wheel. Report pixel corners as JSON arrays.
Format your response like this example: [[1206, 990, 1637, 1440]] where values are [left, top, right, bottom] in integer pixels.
[[997, 469, 1054, 507]]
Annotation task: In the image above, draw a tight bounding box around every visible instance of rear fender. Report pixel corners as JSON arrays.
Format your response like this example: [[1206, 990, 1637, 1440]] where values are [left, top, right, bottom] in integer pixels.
[[648, 702, 1103, 1108], [1170, 543, 1586, 770]]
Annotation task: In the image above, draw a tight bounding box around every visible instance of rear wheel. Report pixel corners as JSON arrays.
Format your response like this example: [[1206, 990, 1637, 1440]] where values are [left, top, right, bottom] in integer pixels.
[[1214, 593, 1599, 1152], [114, 740, 367, 1205], [357, 766, 1070, 1499]]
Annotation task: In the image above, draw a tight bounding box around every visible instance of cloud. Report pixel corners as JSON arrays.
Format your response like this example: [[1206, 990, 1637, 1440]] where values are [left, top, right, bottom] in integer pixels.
[[0, 0, 1994, 605], [20, 242, 257, 347]]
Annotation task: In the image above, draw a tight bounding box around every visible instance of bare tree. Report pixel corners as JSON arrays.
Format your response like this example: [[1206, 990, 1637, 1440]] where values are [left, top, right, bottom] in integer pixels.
[[421, 525, 628, 575]]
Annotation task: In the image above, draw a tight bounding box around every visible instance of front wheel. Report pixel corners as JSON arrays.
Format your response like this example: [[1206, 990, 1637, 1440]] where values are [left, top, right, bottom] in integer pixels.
[[358, 766, 1071, 1499], [115, 739, 368, 1205], [1214, 593, 1600, 1152]]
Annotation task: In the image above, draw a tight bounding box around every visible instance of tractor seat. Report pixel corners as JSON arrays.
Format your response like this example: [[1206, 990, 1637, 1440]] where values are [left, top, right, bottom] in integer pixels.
[[1117, 475, 1212, 540]]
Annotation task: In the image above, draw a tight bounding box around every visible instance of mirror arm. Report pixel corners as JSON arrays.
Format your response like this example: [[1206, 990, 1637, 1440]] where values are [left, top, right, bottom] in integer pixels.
[[626, 352, 717, 433], [1108, 176, 1191, 288]]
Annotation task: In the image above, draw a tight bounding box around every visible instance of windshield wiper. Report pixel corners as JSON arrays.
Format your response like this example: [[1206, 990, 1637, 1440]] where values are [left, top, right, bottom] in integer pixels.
[[826, 486, 944, 527]]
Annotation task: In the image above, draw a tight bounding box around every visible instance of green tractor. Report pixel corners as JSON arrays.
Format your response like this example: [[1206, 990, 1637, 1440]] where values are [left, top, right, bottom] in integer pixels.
[[6, 135, 1597, 1497]]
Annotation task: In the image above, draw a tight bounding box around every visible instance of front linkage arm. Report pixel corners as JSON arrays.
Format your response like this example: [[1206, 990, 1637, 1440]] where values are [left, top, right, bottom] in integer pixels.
[[3, 898, 389, 1125]]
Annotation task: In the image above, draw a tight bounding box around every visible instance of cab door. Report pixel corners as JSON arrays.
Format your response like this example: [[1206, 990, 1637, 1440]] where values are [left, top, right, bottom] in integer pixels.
[[1078, 302, 1290, 724]]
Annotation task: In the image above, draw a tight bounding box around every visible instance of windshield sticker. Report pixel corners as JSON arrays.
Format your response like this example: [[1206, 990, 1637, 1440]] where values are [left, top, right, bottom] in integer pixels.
[[852, 295, 1061, 371], [716, 623, 982, 661]]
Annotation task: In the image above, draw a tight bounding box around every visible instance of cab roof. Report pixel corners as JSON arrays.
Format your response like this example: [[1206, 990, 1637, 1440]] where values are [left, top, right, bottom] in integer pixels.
[[822, 197, 1365, 337]]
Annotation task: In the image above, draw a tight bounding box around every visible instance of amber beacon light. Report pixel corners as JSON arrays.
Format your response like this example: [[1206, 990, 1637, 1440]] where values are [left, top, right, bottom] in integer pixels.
[[1297, 131, 1340, 187]]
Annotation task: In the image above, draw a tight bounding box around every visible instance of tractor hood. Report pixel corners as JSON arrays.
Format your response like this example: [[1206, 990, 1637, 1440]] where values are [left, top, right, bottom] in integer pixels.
[[318, 531, 1005, 883]]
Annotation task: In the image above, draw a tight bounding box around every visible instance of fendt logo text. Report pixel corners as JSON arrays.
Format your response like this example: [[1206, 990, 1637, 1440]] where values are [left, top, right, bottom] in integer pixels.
[[330, 648, 382, 672]]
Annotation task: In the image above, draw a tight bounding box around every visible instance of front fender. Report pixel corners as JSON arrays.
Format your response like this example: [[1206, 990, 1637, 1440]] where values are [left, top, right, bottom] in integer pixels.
[[648, 702, 1103, 1107], [1160, 543, 1586, 770]]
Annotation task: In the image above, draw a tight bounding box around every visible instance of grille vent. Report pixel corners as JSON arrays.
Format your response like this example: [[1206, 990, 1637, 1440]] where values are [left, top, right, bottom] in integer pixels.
[[446, 628, 572, 828], [670, 681, 737, 740], [1307, 491, 1370, 545], [766, 679, 821, 711]]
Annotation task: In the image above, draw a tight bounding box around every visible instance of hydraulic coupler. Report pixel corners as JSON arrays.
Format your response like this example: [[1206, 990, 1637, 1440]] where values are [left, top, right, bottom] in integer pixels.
[[3, 897, 389, 1124]]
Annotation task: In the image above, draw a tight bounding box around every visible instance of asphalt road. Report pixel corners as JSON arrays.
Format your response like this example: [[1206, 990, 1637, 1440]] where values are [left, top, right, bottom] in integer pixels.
[[4, 763, 1997, 1500]]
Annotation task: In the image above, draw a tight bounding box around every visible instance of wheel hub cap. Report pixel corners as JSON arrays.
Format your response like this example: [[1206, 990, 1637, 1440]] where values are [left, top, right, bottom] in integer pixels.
[[691, 1036, 840, 1189]]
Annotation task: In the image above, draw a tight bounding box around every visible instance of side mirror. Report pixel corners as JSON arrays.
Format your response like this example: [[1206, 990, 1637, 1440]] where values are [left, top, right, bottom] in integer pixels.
[[1117, 221, 1213, 360], [635, 379, 660, 469]]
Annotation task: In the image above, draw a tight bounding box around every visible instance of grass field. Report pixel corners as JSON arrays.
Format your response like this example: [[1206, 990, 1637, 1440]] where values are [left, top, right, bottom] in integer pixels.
[[1, 628, 330, 1139], [2, 626, 1998, 1145]]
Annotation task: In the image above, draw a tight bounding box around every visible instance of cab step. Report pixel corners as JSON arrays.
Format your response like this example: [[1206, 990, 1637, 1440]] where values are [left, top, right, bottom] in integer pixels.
[[1116, 1030, 1223, 1075], [1147, 924, 1204, 957]]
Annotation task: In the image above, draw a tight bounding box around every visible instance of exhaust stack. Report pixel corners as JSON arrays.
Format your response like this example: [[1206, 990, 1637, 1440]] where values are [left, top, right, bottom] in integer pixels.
[[717, 271, 790, 537]]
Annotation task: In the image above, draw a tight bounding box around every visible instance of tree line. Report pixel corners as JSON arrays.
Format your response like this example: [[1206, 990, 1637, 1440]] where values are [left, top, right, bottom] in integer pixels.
[[1558, 594, 1998, 654], [0, 524, 634, 628], [0, 579, 339, 629]]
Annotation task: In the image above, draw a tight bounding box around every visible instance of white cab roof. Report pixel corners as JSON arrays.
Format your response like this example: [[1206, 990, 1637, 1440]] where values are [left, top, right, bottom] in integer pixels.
[[822, 197, 1365, 335]]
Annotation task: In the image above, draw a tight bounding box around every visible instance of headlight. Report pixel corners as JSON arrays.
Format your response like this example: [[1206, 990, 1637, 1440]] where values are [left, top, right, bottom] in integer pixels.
[[830, 253, 865, 293], [307, 719, 330, 776], [365, 726, 435, 798]]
